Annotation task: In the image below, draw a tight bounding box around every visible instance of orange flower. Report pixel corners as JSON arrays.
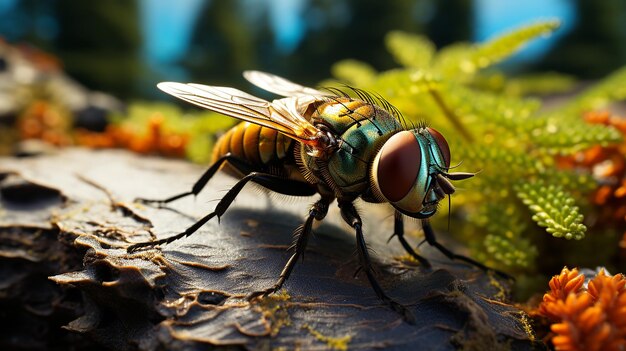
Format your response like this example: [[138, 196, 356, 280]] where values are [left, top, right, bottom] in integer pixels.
[[538, 267, 626, 351], [539, 267, 585, 320]]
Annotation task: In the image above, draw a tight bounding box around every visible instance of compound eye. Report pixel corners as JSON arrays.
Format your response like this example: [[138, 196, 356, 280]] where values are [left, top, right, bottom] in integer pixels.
[[377, 131, 421, 202], [426, 127, 450, 168]]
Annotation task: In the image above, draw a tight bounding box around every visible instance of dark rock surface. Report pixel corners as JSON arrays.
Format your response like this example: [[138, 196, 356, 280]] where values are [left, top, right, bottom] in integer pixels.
[[0, 148, 542, 350]]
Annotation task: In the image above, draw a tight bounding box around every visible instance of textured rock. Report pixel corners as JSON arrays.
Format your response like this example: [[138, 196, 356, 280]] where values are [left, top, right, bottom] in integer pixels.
[[0, 148, 542, 350]]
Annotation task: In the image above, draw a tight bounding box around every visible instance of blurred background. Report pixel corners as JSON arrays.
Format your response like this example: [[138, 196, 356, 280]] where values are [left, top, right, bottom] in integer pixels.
[[2, 0, 626, 308], [1, 0, 625, 100]]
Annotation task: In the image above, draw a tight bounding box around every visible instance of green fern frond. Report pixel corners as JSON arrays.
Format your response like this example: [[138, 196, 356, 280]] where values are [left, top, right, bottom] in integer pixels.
[[431, 42, 474, 78], [385, 31, 435, 69], [434, 20, 560, 78], [470, 72, 576, 97], [452, 145, 543, 196], [444, 84, 542, 133], [470, 203, 537, 269], [541, 169, 596, 195], [515, 182, 586, 240], [530, 119, 623, 154], [503, 72, 576, 96], [470, 20, 560, 71], [444, 84, 621, 154], [483, 234, 538, 269]]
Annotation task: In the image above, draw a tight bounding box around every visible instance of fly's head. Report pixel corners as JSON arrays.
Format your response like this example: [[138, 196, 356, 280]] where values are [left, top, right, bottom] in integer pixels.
[[370, 127, 474, 218]]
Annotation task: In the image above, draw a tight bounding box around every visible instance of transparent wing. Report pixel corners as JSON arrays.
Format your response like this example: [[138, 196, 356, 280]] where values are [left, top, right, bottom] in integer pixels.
[[243, 70, 330, 98], [157, 82, 321, 145]]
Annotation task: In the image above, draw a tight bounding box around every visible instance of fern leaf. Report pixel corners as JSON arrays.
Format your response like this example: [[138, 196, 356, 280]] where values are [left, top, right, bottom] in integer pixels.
[[444, 84, 542, 132], [471, 19, 560, 70], [385, 31, 435, 69], [434, 20, 560, 78], [470, 203, 537, 269], [530, 119, 623, 154], [431, 42, 474, 78], [503, 72, 577, 96], [515, 182, 586, 240], [483, 234, 538, 269]]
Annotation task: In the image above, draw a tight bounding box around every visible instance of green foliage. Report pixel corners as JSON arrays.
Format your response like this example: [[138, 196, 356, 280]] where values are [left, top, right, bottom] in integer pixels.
[[385, 31, 435, 69], [432, 20, 560, 80], [472, 203, 537, 269], [515, 182, 586, 240], [502, 73, 577, 97], [329, 20, 624, 273], [469, 72, 577, 97]]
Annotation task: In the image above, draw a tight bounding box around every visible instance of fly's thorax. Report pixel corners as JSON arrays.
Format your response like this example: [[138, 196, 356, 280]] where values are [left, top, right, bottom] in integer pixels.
[[370, 127, 451, 217], [299, 104, 401, 197], [311, 98, 401, 136]]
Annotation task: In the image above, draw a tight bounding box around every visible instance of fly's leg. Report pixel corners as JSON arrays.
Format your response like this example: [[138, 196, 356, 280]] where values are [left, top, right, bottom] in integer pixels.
[[135, 153, 253, 206], [421, 219, 512, 280], [247, 197, 331, 300], [392, 211, 431, 268], [127, 172, 316, 252], [340, 202, 416, 324]]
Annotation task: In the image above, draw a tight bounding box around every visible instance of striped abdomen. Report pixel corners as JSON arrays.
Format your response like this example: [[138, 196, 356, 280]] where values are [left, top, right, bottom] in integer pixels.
[[212, 122, 295, 177]]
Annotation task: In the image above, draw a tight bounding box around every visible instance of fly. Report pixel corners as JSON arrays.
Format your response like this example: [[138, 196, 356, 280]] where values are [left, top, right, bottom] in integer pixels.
[[127, 71, 502, 323]]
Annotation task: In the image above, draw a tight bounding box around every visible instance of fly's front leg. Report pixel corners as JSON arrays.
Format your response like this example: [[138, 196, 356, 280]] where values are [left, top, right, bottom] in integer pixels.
[[392, 211, 431, 268], [422, 219, 512, 280], [340, 202, 416, 324], [247, 197, 331, 300], [135, 153, 253, 206], [127, 173, 317, 252]]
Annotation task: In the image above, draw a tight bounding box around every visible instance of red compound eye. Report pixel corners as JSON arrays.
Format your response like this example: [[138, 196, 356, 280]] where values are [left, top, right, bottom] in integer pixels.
[[377, 131, 421, 202], [426, 127, 450, 168]]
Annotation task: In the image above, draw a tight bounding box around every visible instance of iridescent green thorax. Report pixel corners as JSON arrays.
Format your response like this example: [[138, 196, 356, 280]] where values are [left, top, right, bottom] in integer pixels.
[[301, 98, 402, 197]]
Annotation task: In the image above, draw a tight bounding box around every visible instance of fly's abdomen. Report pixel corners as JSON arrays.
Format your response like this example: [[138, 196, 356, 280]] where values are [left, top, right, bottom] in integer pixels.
[[212, 122, 293, 177]]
